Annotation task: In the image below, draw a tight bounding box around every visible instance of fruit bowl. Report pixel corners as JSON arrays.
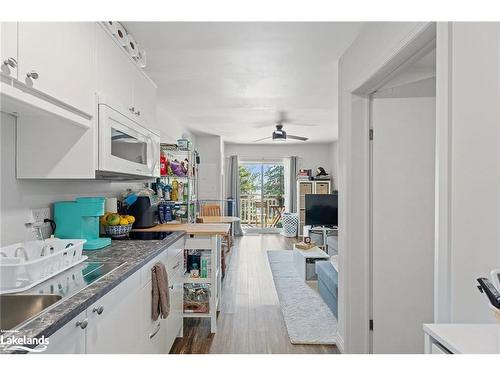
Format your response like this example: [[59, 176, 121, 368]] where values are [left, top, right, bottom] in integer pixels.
[[104, 224, 133, 239]]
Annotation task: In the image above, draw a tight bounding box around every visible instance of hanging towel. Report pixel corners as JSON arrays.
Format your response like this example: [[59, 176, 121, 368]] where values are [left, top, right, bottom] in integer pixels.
[[151, 262, 170, 320]]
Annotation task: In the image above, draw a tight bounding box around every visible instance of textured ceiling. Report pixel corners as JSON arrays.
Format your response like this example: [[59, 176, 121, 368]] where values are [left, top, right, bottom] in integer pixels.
[[124, 22, 363, 143]]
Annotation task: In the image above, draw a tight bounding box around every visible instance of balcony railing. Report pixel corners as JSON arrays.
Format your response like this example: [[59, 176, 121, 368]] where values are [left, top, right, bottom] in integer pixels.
[[240, 194, 284, 227]]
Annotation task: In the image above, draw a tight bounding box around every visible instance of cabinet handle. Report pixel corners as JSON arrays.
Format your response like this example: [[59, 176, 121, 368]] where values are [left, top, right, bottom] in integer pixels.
[[75, 319, 88, 329], [3, 57, 17, 68], [149, 322, 161, 339], [92, 305, 104, 315], [26, 71, 39, 79], [173, 262, 180, 270], [129, 106, 135, 113]]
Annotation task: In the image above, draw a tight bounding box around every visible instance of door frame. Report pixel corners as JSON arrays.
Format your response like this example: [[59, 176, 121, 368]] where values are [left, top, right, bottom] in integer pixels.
[[339, 22, 441, 353]]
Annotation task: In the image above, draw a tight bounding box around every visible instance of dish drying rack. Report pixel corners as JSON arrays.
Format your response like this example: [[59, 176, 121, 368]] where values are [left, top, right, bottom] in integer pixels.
[[0, 239, 87, 294]]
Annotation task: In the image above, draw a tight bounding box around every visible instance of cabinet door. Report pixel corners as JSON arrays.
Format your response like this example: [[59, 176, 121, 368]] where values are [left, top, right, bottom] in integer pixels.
[[17, 22, 94, 114], [139, 280, 168, 354], [86, 271, 142, 354], [133, 70, 156, 127], [37, 311, 86, 354], [0, 22, 18, 79], [95, 25, 134, 114], [165, 265, 183, 351]]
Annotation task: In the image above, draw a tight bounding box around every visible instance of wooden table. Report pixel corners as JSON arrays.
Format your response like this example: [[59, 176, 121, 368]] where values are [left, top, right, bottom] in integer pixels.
[[198, 216, 240, 237], [131, 223, 230, 236]]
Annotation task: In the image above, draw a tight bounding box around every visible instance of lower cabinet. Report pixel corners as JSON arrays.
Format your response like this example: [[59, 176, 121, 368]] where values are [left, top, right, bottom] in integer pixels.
[[40, 240, 185, 354], [86, 271, 142, 354], [39, 311, 87, 354]]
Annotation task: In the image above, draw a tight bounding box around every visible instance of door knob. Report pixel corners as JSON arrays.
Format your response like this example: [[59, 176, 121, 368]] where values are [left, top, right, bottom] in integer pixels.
[[26, 71, 39, 79], [129, 106, 135, 113], [134, 110, 140, 116], [75, 319, 88, 329], [3, 57, 17, 68], [92, 305, 104, 315]]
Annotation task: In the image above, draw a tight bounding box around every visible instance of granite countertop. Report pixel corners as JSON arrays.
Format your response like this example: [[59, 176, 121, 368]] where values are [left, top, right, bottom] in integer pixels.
[[2, 231, 185, 353]]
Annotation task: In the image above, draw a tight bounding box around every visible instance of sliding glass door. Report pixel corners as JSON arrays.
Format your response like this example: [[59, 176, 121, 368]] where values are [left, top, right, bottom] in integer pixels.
[[239, 161, 285, 232]]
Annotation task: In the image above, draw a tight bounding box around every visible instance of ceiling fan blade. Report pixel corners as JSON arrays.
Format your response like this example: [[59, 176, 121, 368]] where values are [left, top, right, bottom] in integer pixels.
[[287, 134, 309, 141], [253, 136, 272, 142]]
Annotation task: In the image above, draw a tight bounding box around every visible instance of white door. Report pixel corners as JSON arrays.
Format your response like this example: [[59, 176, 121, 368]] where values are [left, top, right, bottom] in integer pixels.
[[0, 22, 18, 79], [17, 22, 94, 114], [371, 97, 435, 353]]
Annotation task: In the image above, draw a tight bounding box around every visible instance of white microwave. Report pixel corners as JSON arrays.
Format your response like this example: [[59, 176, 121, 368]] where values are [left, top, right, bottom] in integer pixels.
[[97, 102, 160, 179]]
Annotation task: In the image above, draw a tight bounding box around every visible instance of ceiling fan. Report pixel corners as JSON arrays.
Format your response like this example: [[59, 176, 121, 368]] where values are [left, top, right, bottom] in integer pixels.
[[253, 111, 317, 143]]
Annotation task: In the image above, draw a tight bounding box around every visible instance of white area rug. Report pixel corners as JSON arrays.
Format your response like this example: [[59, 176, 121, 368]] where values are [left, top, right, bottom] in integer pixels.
[[267, 250, 337, 345]]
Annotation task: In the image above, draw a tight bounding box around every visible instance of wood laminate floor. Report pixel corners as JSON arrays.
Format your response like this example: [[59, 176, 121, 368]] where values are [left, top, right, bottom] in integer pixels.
[[170, 233, 339, 354]]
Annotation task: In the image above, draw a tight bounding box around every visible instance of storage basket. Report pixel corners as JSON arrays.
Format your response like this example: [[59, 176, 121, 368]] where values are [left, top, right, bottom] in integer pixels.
[[0, 239, 86, 294], [104, 224, 132, 238], [281, 212, 299, 237]]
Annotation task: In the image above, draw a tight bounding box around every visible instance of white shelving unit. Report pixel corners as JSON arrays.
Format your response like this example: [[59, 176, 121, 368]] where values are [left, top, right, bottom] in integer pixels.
[[296, 180, 332, 236], [182, 234, 221, 333]]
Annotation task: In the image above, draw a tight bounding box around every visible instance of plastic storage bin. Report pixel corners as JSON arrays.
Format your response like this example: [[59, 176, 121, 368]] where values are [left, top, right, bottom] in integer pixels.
[[0, 239, 87, 294]]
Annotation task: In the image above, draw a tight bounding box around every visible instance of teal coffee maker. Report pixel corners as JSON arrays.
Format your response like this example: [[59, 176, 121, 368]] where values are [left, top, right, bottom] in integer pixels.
[[54, 197, 111, 250]]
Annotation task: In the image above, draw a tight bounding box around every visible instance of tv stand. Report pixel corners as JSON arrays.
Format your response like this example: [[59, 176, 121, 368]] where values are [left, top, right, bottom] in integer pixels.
[[304, 226, 338, 253]]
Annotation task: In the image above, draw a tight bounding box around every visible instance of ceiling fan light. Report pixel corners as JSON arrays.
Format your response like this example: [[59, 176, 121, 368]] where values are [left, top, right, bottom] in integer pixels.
[[272, 129, 287, 141]]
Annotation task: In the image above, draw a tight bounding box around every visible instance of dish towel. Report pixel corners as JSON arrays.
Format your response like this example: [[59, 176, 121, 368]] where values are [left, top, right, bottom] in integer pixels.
[[151, 262, 170, 320]]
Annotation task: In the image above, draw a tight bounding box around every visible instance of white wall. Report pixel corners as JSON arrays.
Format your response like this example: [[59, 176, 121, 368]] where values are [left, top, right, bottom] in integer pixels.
[[328, 141, 339, 191], [224, 142, 335, 176], [0, 112, 143, 246], [441, 23, 500, 323], [338, 22, 432, 353], [196, 134, 224, 201]]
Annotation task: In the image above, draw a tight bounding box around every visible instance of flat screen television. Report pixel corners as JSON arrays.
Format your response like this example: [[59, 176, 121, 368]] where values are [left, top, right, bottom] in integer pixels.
[[305, 193, 338, 227]]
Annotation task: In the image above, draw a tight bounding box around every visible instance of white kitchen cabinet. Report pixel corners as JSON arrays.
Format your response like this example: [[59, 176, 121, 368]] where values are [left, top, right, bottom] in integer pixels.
[[0, 22, 18, 80], [17, 22, 95, 115], [95, 24, 135, 115], [133, 69, 156, 127], [95, 24, 157, 127], [139, 244, 184, 354], [37, 311, 87, 354], [85, 271, 142, 354]]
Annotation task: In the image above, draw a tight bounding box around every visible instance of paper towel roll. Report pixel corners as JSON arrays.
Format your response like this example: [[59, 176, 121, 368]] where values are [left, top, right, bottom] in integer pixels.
[[137, 47, 147, 68], [104, 21, 118, 35], [105, 198, 118, 213], [125, 34, 138, 58], [115, 22, 127, 46]]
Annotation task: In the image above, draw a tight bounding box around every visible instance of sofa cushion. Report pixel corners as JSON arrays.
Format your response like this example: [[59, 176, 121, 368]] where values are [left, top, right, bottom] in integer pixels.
[[327, 236, 338, 253], [315, 260, 338, 295]]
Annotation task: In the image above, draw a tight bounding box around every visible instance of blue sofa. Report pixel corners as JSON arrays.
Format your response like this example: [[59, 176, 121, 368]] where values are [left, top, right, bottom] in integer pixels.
[[316, 235, 338, 318], [316, 260, 338, 318]]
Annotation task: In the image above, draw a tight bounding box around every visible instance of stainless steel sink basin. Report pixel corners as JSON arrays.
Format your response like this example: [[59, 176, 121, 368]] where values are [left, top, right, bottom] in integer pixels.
[[0, 294, 62, 331]]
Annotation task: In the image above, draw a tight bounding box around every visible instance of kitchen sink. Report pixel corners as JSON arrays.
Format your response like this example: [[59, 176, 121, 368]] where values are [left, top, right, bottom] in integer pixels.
[[0, 294, 63, 331]]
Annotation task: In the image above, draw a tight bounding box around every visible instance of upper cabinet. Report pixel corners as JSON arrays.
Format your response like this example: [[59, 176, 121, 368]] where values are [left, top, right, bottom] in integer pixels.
[[96, 24, 157, 128], [17, 23, 95, 115], [0, 22, 18, 80]]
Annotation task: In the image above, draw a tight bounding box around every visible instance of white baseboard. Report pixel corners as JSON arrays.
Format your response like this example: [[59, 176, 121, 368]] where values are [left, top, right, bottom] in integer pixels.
[[336, 333, 345, 353]]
